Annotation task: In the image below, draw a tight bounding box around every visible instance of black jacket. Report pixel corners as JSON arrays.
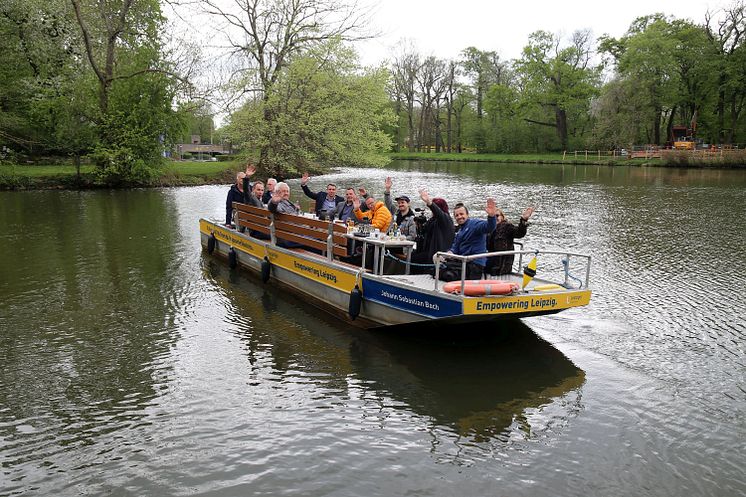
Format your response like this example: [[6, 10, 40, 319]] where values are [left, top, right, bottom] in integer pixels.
[[411, 202, 454, 267], [301, 184, 344, 217], [486, 219, 528, 275], [225, 184, 246, 225]]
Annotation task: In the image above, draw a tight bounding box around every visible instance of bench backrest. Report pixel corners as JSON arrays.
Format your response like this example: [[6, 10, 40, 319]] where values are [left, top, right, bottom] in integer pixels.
[[233, 202, 348, 257]]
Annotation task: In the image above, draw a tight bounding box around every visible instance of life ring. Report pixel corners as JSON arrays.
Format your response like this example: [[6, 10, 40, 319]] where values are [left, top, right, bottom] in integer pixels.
[[442, 280, 519, 296]]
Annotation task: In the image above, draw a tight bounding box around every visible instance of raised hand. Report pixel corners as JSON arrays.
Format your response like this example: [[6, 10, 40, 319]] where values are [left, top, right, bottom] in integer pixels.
[[384, 176, 392, 192], [352, 195, 361, 210], [521, 206, 535, 221], [271, 190, 283, 203], [485, 197, 497, 217], [358, 186, 367, 197], [245, 163, 256, 176], [419, 188, 430, 205], [301, 172, 310, 186]]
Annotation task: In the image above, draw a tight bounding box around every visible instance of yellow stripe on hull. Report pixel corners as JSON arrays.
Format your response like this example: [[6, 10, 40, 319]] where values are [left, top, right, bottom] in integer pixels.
[[463, 290, 591, 315]]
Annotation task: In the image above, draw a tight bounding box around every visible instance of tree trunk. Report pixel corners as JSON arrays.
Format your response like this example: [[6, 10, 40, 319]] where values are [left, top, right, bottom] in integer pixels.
[[653, 104, 662, 145], [555, 107, 568, 150]]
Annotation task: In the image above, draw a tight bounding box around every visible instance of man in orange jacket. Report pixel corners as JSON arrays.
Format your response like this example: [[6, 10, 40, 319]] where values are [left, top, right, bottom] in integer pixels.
[[353, 195, 392, 233]]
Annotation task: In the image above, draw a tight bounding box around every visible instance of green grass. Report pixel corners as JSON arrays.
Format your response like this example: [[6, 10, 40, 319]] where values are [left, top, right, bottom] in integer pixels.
[[0, 159, 245, 190], [387, 151, 637, 165]]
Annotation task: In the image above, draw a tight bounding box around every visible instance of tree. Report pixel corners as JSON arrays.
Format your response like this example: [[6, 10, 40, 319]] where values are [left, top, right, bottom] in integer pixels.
[[225, 41, 393, 174], [515, 30, 601, 151], [705, 1, 746, 144], [460, 47, 507, 152], [70, 0, 186, 183], [390, 42, 420, 152], [204, 0, 370, 175]]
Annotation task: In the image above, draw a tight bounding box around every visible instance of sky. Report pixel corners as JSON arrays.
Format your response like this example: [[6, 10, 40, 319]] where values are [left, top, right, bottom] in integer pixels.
[[355, 0, 721, 65]]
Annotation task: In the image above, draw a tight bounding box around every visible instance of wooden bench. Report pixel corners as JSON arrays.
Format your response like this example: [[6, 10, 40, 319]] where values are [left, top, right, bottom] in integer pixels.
[[233, 202, 349, 258]]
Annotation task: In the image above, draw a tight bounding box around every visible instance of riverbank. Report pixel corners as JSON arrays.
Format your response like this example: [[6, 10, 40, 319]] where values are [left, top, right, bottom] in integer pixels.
[[389, 150, 746, 167], [2, 151, 744, 190], [0, 160, 243, 190]]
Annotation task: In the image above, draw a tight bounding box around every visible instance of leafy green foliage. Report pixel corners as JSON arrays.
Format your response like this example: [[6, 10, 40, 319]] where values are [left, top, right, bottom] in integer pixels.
[[226, 42, 394, 177]]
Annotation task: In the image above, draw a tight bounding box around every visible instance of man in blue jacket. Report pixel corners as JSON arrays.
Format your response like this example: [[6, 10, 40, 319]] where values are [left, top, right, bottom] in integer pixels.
[[441, 198, 497, 281], [300, 172, 344, 218]]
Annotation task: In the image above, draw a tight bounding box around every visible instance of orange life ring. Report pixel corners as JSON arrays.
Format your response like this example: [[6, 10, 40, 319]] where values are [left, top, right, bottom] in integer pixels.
[[442, 280, 519, 296]]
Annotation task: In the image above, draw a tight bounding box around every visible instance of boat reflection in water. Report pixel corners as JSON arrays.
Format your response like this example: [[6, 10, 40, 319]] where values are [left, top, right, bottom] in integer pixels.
[[352, 326, 585, 442], [204, 257, 586, 444]]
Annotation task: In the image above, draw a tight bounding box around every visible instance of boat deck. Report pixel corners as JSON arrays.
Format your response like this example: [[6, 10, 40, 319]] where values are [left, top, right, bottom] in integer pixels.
[[380, 272, 540, 296]]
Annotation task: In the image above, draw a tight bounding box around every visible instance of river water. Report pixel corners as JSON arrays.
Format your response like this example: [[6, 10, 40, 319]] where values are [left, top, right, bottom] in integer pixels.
[[1, 161, 744, 496]]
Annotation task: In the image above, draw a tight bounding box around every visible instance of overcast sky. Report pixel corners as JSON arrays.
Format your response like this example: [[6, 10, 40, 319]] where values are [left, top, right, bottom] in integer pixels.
[[355, 0, 721, 65]]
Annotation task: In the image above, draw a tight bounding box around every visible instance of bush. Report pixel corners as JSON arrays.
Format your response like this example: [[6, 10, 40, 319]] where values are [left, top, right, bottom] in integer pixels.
[[91, 146, 162, 186]]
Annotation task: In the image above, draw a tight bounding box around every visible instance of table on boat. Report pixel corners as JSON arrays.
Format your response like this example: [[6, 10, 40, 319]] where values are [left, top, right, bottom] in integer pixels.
[[344, 233, 415, 275]]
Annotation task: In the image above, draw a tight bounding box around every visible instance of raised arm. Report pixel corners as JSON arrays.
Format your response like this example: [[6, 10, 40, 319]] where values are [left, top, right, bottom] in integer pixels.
[[300, 172, 317, 200], [383, 176, 395, 212]]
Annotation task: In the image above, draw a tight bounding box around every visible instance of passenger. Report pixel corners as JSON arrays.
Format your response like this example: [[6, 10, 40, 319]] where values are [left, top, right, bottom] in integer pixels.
[[300, 172, 344, 219], [225, 163, 254, 226], [262, 177, 277, 204], [245, 180, 271, 240], [247, 180, 265, 208], [486, 206, 535, 276], [267, 182, 300, 215], [334, 187, 358, 223], [353, 195, 392, 233], [439, 198, 497, 281], [383, 176, 416, 240], [409, 189, 455, 274]]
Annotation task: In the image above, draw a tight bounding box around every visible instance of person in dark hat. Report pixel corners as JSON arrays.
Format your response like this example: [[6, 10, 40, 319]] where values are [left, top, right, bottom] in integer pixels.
[[409, 188, 455, 274], [383, 176, 416, 240]]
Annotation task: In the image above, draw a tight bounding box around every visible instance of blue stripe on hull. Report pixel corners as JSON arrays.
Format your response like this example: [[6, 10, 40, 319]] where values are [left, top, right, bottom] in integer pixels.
[[362, 279, 461, 319]]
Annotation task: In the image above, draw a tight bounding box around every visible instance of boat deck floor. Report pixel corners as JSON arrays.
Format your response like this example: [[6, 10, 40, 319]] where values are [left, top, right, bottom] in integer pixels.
[[379, 273, 536, 296]]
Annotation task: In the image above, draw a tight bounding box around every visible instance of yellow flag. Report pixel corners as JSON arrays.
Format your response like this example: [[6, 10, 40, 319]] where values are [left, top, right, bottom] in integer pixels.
[[522, 256, 537, 289]]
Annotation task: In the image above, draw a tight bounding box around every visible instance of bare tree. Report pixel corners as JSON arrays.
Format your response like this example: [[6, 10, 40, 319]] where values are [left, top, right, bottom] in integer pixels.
[[202, 0, 372, 168], [391, 42, 420, 152]]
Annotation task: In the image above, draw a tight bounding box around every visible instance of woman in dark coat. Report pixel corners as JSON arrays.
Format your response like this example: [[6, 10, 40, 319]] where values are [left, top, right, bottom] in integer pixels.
[[486, 206, 534, 276]]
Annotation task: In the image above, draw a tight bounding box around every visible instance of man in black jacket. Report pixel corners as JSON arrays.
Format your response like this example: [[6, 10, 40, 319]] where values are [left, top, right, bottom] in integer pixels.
[[225, 164, 255, 226], [300, 172, 344, 218]]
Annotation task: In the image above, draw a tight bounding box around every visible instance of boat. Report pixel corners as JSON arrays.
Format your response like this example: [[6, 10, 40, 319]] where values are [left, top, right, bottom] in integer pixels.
[[199, 202, 592, 329]]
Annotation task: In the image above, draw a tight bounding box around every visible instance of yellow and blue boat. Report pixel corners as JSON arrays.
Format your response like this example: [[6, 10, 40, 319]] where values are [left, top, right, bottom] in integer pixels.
[[200, 205, 591, 329]]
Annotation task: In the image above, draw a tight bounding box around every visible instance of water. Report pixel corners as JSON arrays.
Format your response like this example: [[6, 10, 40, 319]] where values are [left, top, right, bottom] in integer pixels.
[[1, 162, 744, 496]]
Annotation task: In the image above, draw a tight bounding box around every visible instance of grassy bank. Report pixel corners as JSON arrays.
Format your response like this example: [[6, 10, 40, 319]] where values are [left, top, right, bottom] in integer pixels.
[[388, 151, 633, 165], [0, 160, 243, 190], [3, 152, 744, 190], [389, 150, 746, 167]]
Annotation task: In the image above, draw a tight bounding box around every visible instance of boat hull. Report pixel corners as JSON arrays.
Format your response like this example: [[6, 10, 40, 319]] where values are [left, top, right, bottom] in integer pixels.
[[200, 219, 591, 329]]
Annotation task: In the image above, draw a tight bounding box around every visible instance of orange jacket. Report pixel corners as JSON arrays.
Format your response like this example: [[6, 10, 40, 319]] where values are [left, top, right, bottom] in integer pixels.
[[354, 201, 392, 232]]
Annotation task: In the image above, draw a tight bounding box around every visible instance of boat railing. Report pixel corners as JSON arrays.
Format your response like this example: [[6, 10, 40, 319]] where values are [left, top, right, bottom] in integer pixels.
[[432, 249, 591, 293]]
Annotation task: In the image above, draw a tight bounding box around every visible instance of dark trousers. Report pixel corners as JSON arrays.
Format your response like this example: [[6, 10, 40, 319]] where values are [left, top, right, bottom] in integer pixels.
[[438, 261, 484, 282]]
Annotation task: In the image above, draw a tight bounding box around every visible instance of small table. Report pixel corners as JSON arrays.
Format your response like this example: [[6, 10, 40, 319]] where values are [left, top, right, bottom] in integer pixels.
[[345, 233, 415, 275]]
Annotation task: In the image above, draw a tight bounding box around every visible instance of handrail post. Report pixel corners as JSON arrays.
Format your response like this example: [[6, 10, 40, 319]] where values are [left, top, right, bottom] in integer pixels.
[[269, 213, 277, 245], [326, 222, 334, 261]]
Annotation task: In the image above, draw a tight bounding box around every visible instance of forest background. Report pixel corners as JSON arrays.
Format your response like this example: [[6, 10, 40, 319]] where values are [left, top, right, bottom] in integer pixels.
[[1, 0, 745, 186]]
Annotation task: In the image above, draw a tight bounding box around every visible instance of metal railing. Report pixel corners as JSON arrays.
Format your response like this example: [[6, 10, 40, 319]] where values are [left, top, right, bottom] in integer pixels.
[[432, 248, 591, 293]]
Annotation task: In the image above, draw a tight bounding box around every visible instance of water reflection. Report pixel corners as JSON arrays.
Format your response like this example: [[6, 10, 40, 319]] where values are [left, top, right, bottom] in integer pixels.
[[0, 190, 183, 481], [201, 258, 585, 445]]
